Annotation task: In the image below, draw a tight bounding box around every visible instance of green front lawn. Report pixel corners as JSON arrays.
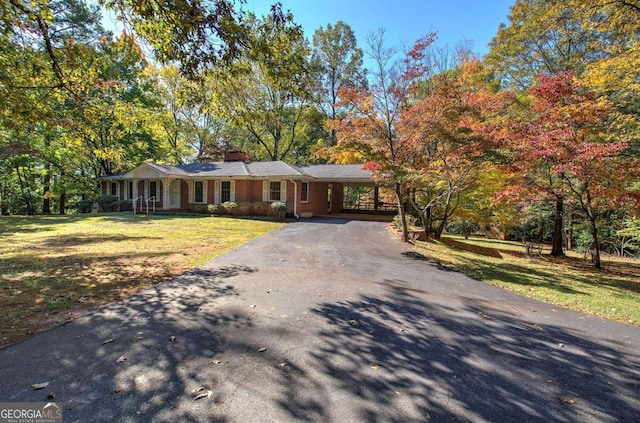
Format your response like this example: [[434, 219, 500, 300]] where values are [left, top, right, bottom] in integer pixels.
[[414, 234, 640, 326], [0, 214, 284, 347]]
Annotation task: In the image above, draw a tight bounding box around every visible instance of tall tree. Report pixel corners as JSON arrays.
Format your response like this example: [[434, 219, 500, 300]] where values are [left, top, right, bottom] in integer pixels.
[[486, 0, 599, 90], [1, 0, 107, 213], [329, 30, 437, 242], [216, 11, 316, 161], [101, 0, 244, 75], [310, 21, 367, 145]]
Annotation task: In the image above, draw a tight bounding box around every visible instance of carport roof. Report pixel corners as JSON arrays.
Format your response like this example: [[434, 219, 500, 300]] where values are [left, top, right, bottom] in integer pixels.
[[297, 164, 374, 182]]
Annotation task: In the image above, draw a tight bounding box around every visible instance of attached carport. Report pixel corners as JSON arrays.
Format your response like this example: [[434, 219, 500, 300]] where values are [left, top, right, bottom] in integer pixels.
[[297, 164, 397, 216]]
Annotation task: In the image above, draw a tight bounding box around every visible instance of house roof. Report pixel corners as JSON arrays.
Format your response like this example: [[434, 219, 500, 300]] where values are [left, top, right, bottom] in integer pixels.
[[245, 161, 306, 178], [101, 161, 375, 184], [178, 161, 251, 177]]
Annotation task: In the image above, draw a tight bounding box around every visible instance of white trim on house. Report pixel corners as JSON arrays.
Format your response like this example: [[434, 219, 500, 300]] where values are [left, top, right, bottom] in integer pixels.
[[217, 180, 235, 204], [145, 180, 159, 202], [125, 180, 134, 200], [110, 181, 120, 198], [194, 180, 208, 204], [168, 179, 181, 209], [262, 180, 287, 202]]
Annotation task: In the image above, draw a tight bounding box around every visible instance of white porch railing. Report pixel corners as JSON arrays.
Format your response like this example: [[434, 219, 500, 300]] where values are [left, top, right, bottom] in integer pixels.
[[132, 196, 143, 215], [145, 196, 156, 214]]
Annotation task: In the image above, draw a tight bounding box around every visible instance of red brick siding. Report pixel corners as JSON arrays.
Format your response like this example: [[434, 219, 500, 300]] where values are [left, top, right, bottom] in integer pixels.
[[297, 182, 324, 215], [246, 180, 265, 202], [332, 183, 344, 213], [180, 180, 189, 208]]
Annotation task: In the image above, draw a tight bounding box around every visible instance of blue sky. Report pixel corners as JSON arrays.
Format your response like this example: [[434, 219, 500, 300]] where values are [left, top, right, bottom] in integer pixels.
[[244, 0, 515, 58], [102, 1, 516, 62]]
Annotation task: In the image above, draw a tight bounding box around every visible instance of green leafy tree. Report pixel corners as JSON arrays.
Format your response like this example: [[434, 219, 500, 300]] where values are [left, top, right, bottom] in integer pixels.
[[310, 21, 367, 145], [486, 0, 599, 90], [1, 0, 108, 213], [216, 11, 316, 161], [102, 0, 245, 75]]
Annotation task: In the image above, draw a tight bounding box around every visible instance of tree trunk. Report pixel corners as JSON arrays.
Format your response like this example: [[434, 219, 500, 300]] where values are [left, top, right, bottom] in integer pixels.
[[434, 192, 452, 239], [551, 196, 564, 256], [419, 206, 431, 239], [58, 170, 66, 215], [42, 134, 51, 214], [42, 164, 51, 214], [589, 214, 601, 269], [15, 166, 34, 215], [394, 183, 409, 242], [59, 191, 66, 215], [0, 184, 8, 215], [566, 208, 573, 250]]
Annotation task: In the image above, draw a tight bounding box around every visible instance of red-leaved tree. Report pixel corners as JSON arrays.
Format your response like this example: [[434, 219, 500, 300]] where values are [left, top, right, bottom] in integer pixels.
[[505, 71, 639, 268], [328, 31, 437, 242]]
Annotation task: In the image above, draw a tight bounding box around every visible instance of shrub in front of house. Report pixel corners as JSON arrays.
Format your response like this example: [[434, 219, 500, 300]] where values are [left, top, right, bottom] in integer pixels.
[[270, 201, 287, 220], [75, 199, 94, 214], [119, 200, 133, 212], [207, 204, 221, 214], [251, 202, 267, 215], [193, 204, 207, 214], [237, 201, 252, 216], [222, 201, 238, 215], [96, 195, 120, 212]]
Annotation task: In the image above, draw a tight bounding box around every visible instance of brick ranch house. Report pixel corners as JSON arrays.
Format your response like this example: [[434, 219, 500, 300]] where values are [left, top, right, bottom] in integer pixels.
[[98, 153, 392, 218]]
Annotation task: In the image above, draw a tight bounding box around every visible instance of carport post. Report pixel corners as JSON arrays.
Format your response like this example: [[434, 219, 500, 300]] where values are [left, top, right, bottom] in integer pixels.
[[374, 186, 379, 212]]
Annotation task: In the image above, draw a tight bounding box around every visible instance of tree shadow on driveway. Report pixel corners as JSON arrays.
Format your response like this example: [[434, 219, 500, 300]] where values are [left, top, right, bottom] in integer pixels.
[[301, 282, 640, 422], [0, 265, 256, 423]]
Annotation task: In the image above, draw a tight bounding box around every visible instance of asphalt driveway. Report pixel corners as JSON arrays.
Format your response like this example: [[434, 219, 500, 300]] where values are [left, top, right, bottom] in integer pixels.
[[1, 217, 639, 422]]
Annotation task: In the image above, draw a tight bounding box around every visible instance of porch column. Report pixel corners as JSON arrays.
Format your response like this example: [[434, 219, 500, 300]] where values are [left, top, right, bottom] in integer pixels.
[[163, 177, 170, 210], [374, 186, 379, 212]]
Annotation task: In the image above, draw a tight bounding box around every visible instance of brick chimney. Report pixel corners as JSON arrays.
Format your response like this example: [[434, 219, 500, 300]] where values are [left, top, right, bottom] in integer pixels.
[[223, 151, 252, 162]]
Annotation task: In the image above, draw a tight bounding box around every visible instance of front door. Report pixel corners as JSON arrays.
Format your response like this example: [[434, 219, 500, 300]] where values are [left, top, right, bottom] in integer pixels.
[[169, 180, 181, 208]]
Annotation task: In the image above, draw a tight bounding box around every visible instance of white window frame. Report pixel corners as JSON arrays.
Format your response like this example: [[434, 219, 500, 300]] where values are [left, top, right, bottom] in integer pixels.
[[110, 182, 119, 198], [262, 180, 287, 202], [301, 182, 309, 203], [194, 180, 207, 204], [215, 180, 235, 204]]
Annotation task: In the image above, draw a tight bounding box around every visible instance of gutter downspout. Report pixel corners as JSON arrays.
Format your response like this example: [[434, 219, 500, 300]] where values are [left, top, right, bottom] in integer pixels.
[[289, 179, 299, 219]]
